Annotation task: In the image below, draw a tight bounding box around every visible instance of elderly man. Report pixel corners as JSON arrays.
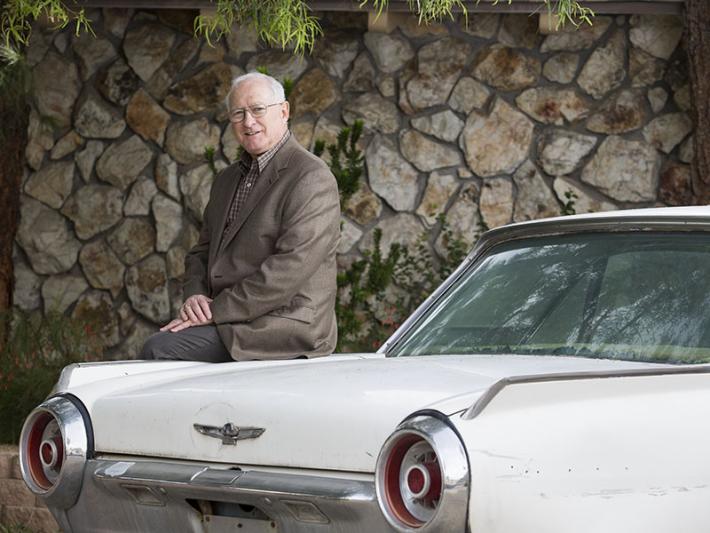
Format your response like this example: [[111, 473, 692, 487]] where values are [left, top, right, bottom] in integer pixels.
[[141, 72, 340, 361]]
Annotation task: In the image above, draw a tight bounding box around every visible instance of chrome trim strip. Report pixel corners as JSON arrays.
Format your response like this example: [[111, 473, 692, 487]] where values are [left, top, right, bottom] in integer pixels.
[[93, 459, 377, 502], [463, 365, 710, 420], [376, 415, 469, 532], [380, 216, 710, 356], [20, 396, 90, 509]]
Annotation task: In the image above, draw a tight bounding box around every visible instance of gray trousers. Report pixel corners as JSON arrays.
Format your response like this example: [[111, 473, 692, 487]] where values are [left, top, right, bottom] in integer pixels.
[[140, 325, 233, 362]]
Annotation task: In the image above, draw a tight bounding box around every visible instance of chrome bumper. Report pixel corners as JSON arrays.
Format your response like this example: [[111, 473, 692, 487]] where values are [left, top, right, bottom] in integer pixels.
[[52, 459, 394, 533]]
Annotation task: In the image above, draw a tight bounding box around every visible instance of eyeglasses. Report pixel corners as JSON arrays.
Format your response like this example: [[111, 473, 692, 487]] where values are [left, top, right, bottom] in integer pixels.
[[228, 102, 284, 123]]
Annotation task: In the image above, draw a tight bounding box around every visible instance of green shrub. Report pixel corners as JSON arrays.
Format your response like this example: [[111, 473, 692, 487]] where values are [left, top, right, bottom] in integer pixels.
[[335, 228, 404, 351], [0, 523, 35, 533], [307, 122, 473, 352], [335, 217, 471, 352], [0, 311, 104, 444], [560, 190, 579, 216], [313, 120, 364, 205]]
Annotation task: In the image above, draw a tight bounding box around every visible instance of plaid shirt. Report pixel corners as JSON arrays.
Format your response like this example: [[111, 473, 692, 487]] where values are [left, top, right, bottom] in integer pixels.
[[224, 131, 291, 234]]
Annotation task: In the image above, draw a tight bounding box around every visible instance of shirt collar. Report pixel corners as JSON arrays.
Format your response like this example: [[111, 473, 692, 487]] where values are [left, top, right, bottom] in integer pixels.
[[238, 130, 291, 174]]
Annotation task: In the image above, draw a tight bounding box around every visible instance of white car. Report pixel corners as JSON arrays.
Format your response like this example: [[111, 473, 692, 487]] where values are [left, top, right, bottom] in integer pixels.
[[20, 207, 710, 533]]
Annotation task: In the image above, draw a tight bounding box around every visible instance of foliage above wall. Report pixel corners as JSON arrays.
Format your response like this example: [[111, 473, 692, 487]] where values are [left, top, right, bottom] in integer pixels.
[[1, 0, 595, 62], [194, 0, 322, 55], [360, 0, 594, 28], [1, 1, 92, 63]]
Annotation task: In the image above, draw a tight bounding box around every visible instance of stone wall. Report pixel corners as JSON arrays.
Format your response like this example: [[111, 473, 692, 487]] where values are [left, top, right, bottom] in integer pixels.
[[0, 446, 58, 532], [12, 9, 693, 355]]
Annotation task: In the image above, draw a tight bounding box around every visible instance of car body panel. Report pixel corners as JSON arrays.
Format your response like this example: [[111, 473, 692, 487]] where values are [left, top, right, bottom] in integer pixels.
[[74, 355, 669, 472], [453, 370, 710, 532]]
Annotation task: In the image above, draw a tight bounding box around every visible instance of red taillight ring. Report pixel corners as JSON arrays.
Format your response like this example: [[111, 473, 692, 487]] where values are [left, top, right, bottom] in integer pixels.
[[383, 434, 427, 528], [40, 437, 63, 470], [26, 412, 56, 491], [376, 415, 469, 532], [405, 461, 441, 503], [406, 465, 428, 497], [20, 395, 90, 509]]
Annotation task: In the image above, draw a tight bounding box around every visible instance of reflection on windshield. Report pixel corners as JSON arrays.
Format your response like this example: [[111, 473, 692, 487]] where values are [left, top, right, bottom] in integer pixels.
[[391, 233, 710, 364]]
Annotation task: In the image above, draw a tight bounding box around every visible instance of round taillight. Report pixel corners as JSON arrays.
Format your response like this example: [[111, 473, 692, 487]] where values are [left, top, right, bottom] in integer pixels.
[[405, 465, 427, 496], [376, 415, 469, 532], [382, 435, 442, 527], [26, 412, 64, 490], [404, 460, 441, 502], [20, 395, 91, 509]]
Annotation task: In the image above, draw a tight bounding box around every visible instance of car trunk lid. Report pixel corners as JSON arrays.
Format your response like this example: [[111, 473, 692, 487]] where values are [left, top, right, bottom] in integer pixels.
[[85, 354, 662, 472]]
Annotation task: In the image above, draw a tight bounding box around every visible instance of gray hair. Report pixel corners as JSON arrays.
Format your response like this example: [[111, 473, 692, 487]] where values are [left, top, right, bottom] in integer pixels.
[[225, 72, 285, 111]]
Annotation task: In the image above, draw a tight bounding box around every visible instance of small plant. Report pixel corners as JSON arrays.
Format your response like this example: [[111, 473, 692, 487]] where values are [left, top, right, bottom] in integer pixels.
[[282, 78, 294, 100], [335, 229, 403, 351], [313, 120, 364, 205], [0, 523, 34, 533], [0, 311, 104, 444], [204, 145, 218, 174], [336, 217, 471, 352], [544, 0, 595, 29], [311, 122, 474, 352], [561, 190, 578, 216], [395, 214, 469, 313], [254, 66, 293, 99]]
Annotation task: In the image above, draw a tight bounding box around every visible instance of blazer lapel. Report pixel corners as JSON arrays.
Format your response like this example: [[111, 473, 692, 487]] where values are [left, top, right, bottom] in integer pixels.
[[211, 164, 243, 262], [218, 154, 282, 253]]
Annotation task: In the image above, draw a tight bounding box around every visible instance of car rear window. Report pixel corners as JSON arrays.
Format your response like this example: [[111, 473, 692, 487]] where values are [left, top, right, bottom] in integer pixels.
[[391, 232, 710, 364]]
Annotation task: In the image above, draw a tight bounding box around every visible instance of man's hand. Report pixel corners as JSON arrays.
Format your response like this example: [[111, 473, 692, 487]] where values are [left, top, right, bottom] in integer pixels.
[[181, 294, 214, 323], [160, 294, 214, 332]]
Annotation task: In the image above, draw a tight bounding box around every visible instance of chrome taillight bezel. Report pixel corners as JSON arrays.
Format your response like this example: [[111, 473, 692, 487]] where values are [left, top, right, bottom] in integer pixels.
[[19, 395, 92, 509], [375, 414, 469, 532]]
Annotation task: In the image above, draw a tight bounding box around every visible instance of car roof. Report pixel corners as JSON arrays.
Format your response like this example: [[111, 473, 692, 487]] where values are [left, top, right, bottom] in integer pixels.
[[485, 206, 710, 239], [514, 206, 710, 227], [475, 205, 710, 261]]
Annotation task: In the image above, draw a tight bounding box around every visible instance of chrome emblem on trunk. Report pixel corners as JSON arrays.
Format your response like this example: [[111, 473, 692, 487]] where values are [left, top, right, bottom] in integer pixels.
[[193, 423, 265, 445]]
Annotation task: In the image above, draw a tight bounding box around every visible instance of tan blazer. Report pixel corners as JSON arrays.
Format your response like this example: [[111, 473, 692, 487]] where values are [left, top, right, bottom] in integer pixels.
[[184, 136, 340, 360]]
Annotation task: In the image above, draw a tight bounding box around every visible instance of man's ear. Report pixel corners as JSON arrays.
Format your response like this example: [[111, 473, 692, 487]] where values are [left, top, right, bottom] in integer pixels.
[[281, 101, 290, 123]]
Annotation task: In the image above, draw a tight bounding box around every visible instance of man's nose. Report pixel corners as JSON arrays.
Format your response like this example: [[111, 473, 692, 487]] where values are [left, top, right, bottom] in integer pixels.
[[243, 110, 257, 127]]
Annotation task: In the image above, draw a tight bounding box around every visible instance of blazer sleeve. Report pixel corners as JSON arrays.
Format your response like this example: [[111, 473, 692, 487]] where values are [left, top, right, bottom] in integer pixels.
[[183, 182, 216, 299], [183, 221, 210, 298], [209, 163, 340, 324]]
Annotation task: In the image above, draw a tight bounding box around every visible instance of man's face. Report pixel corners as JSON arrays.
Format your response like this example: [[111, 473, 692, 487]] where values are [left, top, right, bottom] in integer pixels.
[[229, 79, 289, 156]]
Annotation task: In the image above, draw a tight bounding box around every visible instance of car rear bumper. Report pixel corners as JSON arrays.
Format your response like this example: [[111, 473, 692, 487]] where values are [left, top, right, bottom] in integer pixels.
[[51, 458, 393, 533]]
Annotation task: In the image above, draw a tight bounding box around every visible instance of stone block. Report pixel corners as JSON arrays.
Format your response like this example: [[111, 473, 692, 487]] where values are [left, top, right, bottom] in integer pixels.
[[11, 454, 22, 479], [2, 505, 60, 533], [367, 12, 407, 33], [0, 447, 16, 478], [0, 479, 36, 507]]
